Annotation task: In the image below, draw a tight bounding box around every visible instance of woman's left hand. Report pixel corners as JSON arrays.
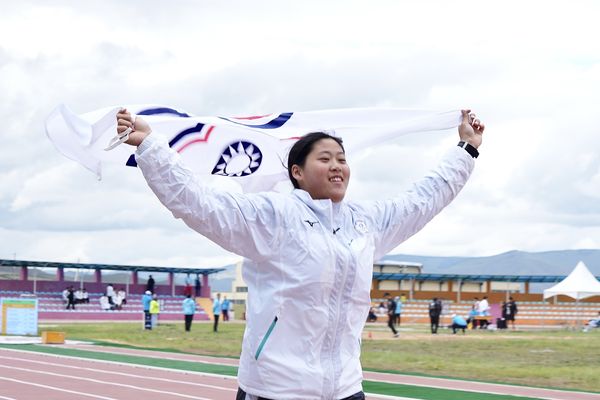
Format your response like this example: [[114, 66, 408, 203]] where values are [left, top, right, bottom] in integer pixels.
[[458, 109, 485, 149]]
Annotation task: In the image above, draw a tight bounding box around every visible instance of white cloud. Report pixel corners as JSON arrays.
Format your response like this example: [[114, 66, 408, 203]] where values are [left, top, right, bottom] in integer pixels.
[[2, 0, 600, 267]]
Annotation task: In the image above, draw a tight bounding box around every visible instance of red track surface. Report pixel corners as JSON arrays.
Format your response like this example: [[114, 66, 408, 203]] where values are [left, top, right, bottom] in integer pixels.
[[0, 347, 398, 400], [1, 345, 599, 400]]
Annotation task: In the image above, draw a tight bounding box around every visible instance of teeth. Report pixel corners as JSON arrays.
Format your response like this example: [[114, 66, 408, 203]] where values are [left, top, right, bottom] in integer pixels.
[[330, 177, 342, 182]]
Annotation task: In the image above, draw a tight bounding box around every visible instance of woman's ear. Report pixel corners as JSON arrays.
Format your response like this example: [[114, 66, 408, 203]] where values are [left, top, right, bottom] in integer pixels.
[[291, 164, 303, 181]]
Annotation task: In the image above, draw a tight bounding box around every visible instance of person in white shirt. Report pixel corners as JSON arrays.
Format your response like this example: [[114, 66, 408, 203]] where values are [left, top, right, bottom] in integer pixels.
[[478, 296, 490, 316], [117, 288, 127, 306], [74, 289, 84, 304], [106, 284, 115, 305], [62, 287, 69, 304], [99, 294, 112, 311], [116, 108, 484, 400]]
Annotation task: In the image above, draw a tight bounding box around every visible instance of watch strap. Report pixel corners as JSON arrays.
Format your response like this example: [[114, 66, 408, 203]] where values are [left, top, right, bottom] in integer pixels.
[[458, 141, 479, 158]]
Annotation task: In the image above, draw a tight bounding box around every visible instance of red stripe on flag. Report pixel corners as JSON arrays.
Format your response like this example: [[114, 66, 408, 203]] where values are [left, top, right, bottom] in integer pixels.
[[177, 125, 215, 153]]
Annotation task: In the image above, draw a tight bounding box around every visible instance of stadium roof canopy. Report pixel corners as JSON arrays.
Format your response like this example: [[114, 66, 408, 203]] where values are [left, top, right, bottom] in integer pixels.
[[0, 259, 225, 276], [371, 272, 600, 283]]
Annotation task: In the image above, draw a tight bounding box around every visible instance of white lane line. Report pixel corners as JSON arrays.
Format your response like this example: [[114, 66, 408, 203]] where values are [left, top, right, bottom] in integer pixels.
[[0, 365, 212, 400], [0, 350, 417, 400], [365, 394, 417, 400], [0, 377, 117, 400], [0, 354, 236, 393], [0, 395, 18, 400], [0, 347, 237, 381]]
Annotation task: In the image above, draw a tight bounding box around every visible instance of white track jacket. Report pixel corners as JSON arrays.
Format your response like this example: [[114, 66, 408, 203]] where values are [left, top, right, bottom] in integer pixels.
[[136, 135, 475, 400]]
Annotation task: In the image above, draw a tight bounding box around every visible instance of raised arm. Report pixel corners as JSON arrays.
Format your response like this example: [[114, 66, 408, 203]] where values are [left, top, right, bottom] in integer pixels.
[[116, 110, 282, 261], [369, 109, 484, 259]]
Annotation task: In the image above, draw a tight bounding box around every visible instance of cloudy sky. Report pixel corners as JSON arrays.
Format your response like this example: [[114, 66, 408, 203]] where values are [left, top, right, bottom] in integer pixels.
[[1, 0, 600, 270]]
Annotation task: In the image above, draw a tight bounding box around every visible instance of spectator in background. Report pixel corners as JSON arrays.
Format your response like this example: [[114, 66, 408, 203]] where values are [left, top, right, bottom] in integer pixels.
[[400, 293, 407, 303], [428, 297, 442, 334], [386, 294, 399, 337], [499, 301, 509, 329], [378, 301, 386, 316], [184, 273, 193, 297], [583, 311, 600, 332], [466, 305, 479, 328], [142, 290, 153, 330], [74, 288, 84, 304], [149, 294, 160, 329], [66, 286, 76, 310], [82, 288, 89, 303], [367, 307, 377, 322], [146, 275, 155, 293], [182, 294, 196, 332], [114, 292, 123, 310], [478, 296, 490, 316], [195, 273, 201, 297], [213, 293, 221, 332], [222, 296, 231, 322], [507, 296, 518, 330], [100, 293, 112, 311], [106, 284, 115, 305], [393, 295, 403, 328], [62, 286, 69, 304], [451, 313, 467, 334], [117, 288, 127, 306], [473, 297, 480, 314]]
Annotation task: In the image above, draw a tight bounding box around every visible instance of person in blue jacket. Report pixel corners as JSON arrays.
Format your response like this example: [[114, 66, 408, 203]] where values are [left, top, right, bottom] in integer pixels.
[[182, 294, 196, 332], [222, 296, 231, 321], [393, 295, 403, 328], [141, 290, 153, 330], [451, 314, 468, 334]]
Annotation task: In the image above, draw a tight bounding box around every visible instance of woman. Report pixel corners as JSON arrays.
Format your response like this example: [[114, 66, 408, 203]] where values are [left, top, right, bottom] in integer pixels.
[[116, 108, 484, 400]]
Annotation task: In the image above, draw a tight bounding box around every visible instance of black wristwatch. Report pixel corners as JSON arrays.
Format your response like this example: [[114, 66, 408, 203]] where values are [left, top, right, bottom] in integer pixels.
[[458, 141, 479, 158]]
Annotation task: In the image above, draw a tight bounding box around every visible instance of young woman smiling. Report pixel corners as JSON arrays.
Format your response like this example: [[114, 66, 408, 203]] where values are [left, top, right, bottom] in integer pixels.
[[117, 109, 484, 400]]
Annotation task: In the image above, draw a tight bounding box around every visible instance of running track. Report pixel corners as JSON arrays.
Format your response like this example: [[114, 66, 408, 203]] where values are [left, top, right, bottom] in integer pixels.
[[0, 345, 599, 400]]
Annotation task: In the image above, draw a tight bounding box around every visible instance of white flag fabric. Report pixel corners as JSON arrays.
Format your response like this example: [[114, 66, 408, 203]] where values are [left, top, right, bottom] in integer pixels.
[[45, 104, 462, 191]]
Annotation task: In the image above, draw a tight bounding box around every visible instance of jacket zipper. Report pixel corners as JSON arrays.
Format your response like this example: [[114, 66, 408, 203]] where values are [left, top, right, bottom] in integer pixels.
[[255, 316, 278, 360]]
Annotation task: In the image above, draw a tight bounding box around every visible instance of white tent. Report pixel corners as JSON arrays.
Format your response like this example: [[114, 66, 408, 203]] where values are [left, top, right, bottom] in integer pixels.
[[543, 261, 600, 327], [543, 261, 600, 300]]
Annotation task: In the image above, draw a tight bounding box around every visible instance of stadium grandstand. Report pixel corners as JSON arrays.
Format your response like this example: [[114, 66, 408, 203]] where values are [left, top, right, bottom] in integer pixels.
[[0, 258, 225, 322], [2, 258, 600, 326]]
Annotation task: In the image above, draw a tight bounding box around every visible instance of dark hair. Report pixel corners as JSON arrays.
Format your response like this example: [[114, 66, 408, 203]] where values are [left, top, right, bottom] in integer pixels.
[[287, 132, 345, 189]]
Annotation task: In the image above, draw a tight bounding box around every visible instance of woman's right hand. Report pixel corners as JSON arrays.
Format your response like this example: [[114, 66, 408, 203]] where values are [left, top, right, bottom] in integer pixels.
[[116, 108, 152, 147]]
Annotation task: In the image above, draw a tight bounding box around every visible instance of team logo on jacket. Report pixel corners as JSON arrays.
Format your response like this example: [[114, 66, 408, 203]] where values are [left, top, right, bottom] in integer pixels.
[[354, 220, 368, 234], [211, 141, 263, 177]]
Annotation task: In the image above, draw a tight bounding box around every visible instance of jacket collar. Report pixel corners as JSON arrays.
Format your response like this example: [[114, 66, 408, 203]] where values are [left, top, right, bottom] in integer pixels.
[[292, 189, 343, 232]]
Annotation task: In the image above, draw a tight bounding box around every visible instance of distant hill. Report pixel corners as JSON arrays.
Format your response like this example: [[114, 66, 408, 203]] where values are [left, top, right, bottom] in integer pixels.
[[381, 249, 600, 276]]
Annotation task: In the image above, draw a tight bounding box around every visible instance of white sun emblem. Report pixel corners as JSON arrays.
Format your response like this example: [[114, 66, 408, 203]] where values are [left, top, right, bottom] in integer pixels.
[[211, 141, 263, 177]]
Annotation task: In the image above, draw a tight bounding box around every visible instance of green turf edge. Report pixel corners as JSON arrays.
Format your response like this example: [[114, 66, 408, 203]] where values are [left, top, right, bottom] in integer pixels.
[[1, 344, 541, 400], [362, 381, 539, 400], [362, 366, 600, 395], [72, 340, 600, 395], [85, 339, 240, 359]]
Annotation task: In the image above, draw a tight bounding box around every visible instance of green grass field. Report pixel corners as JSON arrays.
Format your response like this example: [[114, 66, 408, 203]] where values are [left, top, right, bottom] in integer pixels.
[[41, 321, 600, 392]]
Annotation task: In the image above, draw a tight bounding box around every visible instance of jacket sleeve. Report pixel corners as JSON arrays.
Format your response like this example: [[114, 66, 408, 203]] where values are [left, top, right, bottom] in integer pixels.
[[368, 146, 475, 260], [134, 135, 282, 261]]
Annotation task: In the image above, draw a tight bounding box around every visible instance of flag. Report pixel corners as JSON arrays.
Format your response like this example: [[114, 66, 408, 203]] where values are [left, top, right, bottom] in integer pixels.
[[45, 104, 462, 192]]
